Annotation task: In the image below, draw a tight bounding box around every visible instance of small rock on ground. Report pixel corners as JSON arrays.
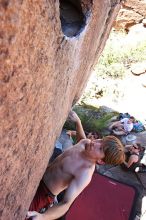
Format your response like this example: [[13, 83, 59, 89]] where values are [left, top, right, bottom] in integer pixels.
[[131, 62, 146, 75]]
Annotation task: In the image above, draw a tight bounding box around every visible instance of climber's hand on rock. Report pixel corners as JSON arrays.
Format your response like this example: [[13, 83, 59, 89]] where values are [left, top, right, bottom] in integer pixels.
[[68, 110, 80, 123]]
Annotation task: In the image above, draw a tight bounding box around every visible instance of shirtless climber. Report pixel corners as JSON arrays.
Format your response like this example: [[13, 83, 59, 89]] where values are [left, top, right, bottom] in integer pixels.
[[27, 111, 125, 220]]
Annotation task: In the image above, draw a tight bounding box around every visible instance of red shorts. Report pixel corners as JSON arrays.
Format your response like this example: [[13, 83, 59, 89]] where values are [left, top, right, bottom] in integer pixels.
[[26, 181, 55, 219]]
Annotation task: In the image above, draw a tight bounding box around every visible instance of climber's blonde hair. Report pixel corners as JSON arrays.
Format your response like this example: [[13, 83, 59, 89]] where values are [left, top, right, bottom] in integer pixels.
[[102, 136, 125, 165]]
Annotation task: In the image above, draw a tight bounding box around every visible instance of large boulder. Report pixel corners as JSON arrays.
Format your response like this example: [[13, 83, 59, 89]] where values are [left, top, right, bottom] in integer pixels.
[[113, 0, 146, 31], [124, 0, 146, 17], [0, 0, 122, 219], [114, 8, 143, 31]]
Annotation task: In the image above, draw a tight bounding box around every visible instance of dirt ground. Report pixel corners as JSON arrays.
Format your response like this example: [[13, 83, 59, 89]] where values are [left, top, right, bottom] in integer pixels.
[[87, 68, 146, 124]]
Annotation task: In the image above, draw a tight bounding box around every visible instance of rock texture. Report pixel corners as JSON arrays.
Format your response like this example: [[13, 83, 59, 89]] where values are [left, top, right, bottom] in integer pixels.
[[114, 0, 146, 31], [0, 0, 122, 219]]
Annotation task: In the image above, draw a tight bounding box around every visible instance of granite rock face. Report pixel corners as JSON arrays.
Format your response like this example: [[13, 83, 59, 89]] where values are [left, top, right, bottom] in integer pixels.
[[114, 0, 146, 31], [0, 0, 122, 219]]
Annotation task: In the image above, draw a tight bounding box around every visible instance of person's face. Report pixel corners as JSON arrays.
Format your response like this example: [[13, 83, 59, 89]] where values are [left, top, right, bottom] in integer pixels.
[[86, 139, 105, 161], [128, 119, 133, 124], [128, 118, 135, 124], [130, 144, 139, 153]]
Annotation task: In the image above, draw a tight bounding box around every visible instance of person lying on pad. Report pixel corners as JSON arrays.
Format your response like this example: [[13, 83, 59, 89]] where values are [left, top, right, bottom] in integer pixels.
[[26, 112, 125, 220], [109, 116, 135, 136], [121, 143, 145, 172]]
